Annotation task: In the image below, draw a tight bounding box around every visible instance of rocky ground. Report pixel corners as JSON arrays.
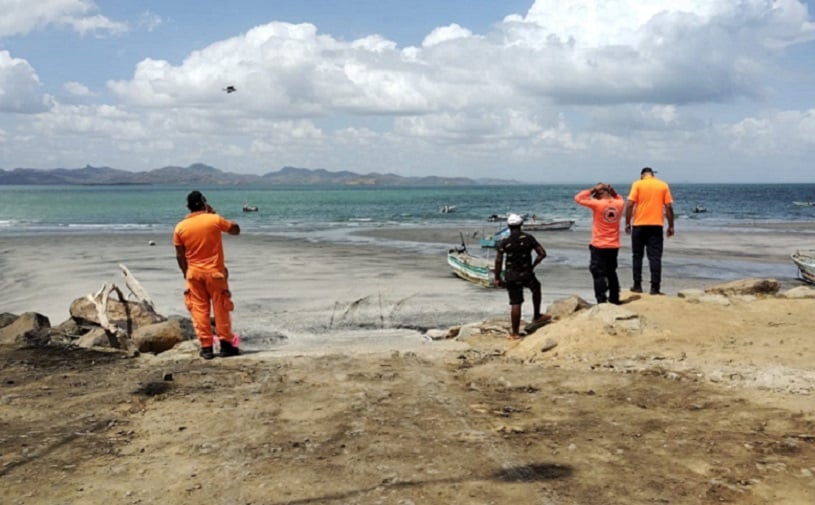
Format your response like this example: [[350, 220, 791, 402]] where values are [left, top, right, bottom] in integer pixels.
[[1, 287, 815, 505]]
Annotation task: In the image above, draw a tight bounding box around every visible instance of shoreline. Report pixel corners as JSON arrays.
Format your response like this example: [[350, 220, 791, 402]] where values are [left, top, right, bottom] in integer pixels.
[[1, 225, 810, 352]]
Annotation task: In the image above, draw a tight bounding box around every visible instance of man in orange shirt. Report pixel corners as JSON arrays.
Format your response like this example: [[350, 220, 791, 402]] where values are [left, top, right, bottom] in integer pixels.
[[173, 191, 241, 360], [624, 167, 674, 295], [575, 183, 625, 304]]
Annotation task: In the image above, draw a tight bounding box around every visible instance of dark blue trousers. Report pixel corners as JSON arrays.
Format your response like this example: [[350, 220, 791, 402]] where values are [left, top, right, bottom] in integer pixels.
[[589, 245, 620, 303], [631, 225, 663, 289]]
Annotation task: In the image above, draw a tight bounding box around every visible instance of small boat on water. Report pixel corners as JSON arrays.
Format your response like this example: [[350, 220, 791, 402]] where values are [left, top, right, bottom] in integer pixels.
[[791, 250, 815, 284], [693, 205, 707, 213], [523, 219, 576, 231], [440, 205, 457, 213], [792, 201, 815, 207], [242, 204, 259, 212]]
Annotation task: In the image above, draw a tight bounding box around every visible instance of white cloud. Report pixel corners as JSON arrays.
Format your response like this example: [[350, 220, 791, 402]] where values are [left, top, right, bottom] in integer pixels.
[[0, 0, 126, 37], [1, 0, 814, 181], [64, 81, 92, 96], [0, 51, 52, 113]]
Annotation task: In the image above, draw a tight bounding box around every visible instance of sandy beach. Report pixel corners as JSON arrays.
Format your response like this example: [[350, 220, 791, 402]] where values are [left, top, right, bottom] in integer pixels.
[[1, 225, 815, 504]]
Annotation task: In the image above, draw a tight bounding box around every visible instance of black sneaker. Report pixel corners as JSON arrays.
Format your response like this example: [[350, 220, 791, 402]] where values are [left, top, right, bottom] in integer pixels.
[[219, 340, 240, 357], [199, 346, 215, 360], [630, 285, 643, 293]]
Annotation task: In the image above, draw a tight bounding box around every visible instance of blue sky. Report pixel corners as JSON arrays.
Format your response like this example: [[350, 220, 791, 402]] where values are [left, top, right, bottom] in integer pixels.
[[0, 0, 814, 183]]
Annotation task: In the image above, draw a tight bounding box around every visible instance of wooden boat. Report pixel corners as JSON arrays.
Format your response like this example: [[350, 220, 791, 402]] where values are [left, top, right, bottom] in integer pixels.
[[447, 246, 496, 287], [791, 250, 815, 284], [792, 201, 815, 207], [523, 219, 576, 231]]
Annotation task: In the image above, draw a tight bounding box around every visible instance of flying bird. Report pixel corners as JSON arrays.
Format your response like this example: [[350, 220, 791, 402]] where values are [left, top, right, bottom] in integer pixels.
[[223, 85, 237, 94]]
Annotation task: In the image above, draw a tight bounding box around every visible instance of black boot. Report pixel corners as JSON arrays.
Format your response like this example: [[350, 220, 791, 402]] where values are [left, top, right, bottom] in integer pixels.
[[199, 346, 215, 360], [631, 283, 643, 293], [219, 339, 240, 357], [650, 283, 663, 295]]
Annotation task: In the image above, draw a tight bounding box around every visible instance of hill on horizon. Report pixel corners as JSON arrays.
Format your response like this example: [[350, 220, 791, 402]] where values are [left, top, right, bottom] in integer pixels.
[[0, 163, 521, 186]]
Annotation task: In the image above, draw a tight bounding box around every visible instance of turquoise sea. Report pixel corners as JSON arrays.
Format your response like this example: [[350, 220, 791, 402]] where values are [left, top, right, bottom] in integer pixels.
[[2, 183, 815, 239]]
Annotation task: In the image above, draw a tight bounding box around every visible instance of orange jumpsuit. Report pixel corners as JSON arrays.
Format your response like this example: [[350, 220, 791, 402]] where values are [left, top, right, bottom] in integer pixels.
[[173, 211, 236, 347]]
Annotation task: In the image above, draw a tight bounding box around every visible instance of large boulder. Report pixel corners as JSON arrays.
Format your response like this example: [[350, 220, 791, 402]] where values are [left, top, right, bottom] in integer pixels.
[[69, 297, 165, 330], [0, 312, 51, 346], [132, 317, 195, 354], [704, 278, 780, 297]]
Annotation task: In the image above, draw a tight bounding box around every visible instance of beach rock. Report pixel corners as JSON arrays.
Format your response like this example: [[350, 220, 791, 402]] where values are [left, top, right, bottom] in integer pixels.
[[77, 328, 118, 349], [69, 297, 166, 330], [578, 304, 642, 334], [704, 278, 780, 297], [423, 329, 449, 341], [548, 296, 592, 320], [780, 286, 815, 299], [0, 312, 18, 329], [677, 289, 705, 301], [133, 317, 194, 354], [0, 312, 51, 346], [700, 294, 731, 306]]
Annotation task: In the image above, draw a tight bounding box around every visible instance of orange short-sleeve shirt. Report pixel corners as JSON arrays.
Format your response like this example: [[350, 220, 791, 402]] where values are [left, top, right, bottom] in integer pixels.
[[173, 212, 234, 273], [627, 176, 673, 226]]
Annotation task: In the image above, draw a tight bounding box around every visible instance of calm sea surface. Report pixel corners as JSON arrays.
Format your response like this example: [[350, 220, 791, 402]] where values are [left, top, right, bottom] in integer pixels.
[[2, 183, 815, 240]]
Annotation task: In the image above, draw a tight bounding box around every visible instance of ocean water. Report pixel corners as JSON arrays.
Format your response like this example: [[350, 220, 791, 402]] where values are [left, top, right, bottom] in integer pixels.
[[2, 183, 815, 240]]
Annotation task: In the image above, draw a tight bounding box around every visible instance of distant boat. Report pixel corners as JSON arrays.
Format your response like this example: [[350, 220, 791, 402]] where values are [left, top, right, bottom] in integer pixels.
[[242, 204, 258, 212], [792, 201, 815, 207], [693, 205, 707, 213], [524, 219, 576, 231], [440, 205, 457, 213], [791, 250, 815, 284]]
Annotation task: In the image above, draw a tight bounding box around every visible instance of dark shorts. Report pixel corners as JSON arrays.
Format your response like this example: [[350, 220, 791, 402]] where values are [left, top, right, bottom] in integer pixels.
[[506, 275, 540, 305]]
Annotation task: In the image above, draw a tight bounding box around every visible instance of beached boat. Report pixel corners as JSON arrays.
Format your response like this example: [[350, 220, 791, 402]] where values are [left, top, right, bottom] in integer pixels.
[[523, 219, 576, 231], [447, 245, 496, 288], [791, 250, 815, 284], [792, 201, 815, 207]]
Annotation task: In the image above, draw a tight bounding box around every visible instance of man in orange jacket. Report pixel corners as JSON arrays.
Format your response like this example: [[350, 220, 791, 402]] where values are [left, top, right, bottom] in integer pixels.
[[575, 183, 625, 304], [173, 191, 241, 359]]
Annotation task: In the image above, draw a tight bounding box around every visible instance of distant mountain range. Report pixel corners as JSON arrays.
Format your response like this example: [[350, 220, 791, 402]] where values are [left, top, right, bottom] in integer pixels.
[[0, 163, 519, 186]]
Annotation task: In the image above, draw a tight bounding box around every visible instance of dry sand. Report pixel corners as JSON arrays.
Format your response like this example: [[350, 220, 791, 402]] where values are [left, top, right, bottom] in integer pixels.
[[1, 226, 814, 504]]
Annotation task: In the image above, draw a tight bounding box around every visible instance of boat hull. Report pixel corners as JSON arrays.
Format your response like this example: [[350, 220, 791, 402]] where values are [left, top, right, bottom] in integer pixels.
[[447, 250, 496, 288], [791, 250, 815, 284], [522, 220, 575, 231]]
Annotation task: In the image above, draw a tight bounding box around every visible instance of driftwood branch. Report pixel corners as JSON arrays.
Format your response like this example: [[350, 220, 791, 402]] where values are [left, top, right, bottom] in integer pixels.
[[118, 263, 155, 312], [85, 282, 135, 355]]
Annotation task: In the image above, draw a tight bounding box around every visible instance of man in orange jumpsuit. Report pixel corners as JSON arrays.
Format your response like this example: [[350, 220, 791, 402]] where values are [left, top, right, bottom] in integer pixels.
[[575, 183, 625, 304], [173, 191, 241, 359], [624, 167, 674, 295]]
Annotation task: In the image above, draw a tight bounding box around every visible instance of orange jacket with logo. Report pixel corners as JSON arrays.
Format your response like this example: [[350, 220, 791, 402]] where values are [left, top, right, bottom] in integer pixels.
[[574, 190, 624, 249]]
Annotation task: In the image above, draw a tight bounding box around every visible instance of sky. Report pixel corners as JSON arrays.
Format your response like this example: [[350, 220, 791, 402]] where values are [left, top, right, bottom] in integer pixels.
[[0, 0, 814, 183]]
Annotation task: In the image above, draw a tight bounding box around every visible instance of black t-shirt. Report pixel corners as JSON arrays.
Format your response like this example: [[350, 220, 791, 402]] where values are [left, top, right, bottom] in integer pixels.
[[497, 231, 540, 282]]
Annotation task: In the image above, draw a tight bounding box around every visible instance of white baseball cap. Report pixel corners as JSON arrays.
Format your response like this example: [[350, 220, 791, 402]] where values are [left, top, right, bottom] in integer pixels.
[[507, 213, 524, 226]]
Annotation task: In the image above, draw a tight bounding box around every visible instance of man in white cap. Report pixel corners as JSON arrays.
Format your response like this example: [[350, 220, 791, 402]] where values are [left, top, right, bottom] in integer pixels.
[[494, 213, 549, 340]]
